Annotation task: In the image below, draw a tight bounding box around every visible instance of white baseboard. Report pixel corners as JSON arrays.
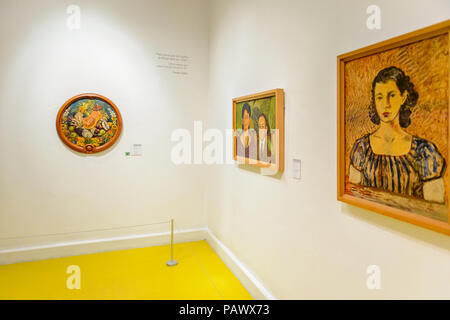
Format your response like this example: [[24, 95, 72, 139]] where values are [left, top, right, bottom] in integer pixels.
[[0, 228, 207, 265], [205, 228, 276, 300]]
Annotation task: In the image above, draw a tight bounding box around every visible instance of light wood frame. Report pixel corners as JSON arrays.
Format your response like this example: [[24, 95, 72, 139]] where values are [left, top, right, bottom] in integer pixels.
[[56, 93, 123, 154], [233, 89, 285, 172], [337, 20, 450, 235]]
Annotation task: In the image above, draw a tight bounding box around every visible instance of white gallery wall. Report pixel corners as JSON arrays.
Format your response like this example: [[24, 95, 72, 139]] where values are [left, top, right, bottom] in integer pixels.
[[206, 0, 450, 299], [0, 0, 210, 249]]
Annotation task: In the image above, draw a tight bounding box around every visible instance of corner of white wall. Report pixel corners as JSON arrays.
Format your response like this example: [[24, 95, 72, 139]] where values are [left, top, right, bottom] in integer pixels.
[[205, 228, 277, 300]]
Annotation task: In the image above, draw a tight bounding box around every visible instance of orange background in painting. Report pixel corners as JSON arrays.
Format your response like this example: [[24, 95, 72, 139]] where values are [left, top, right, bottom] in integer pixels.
[[344, 34, 449, 193]]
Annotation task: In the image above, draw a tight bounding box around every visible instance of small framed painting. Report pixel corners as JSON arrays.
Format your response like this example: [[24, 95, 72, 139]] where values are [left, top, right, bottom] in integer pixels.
[[337, 20, 450, 235], [56, 93, 122, 154], [233, 89, 284, 172]]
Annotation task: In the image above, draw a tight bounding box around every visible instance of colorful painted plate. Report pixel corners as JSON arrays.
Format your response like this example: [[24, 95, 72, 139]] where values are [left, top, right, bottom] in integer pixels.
[[56, 94, 122, 154]]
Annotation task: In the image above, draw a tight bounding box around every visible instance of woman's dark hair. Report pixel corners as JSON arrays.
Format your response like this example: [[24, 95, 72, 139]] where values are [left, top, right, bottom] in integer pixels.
[[241, 103, 251, 129], [369, 66, 419, 128], [257, 113, 271, 157]]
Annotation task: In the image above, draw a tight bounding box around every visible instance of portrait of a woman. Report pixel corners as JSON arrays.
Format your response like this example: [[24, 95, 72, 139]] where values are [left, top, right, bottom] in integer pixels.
[[257, 113, 274, 163], [236, 103, 257, 160], [349, 66, 446, 203]]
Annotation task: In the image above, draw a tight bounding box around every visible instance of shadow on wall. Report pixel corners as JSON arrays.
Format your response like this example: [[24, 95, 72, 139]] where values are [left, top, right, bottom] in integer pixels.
[[342, 203, 450, 251], [237, 164, 283, 180]]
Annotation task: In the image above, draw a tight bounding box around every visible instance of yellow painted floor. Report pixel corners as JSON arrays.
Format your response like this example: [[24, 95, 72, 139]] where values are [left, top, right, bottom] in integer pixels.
[[0, 240, 253, 300]]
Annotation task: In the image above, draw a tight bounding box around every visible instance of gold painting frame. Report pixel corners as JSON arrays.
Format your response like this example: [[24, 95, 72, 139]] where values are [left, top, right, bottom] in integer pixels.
[[233, 89, 284, 172], [337, 20, 450, 235]]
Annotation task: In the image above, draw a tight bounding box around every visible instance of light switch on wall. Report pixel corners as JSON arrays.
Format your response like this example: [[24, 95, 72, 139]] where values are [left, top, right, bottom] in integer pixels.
[[292, 158, 301, 180]]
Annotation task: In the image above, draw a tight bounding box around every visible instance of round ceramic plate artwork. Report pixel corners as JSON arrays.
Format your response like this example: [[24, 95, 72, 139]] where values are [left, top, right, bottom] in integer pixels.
[[56, 94, 122, 153]]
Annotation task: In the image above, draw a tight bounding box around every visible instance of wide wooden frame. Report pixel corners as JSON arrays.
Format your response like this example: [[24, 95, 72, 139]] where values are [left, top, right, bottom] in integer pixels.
[[56, 93, 123, 154], [337, 20, 450, 235], [233, 89, 284, 172]]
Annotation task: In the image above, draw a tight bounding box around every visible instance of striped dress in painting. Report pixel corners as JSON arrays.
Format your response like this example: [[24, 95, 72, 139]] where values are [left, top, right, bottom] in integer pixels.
[[350, 134, 446, 198]]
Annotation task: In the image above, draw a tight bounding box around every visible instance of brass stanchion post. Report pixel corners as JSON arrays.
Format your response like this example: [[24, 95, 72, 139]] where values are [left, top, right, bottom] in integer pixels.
[[166, 219, 178, 266]]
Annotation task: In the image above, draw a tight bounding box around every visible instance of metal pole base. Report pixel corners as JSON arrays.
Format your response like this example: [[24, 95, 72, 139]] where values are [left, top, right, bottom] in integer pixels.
[[166, 260, 178, 267]]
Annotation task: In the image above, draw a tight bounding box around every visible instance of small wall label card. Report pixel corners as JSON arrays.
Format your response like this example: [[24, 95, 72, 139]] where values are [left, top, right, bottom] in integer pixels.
[[56, 93, 123, 154], [337, 20, 450, 235]]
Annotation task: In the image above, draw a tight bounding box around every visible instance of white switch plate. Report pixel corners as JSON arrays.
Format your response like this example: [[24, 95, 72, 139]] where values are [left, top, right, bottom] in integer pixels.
[[292, 158, 301, 180]]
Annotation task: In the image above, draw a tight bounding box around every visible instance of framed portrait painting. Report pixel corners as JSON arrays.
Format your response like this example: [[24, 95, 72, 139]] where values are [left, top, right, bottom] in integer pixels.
[[56, 93, 122, 154], [337, 20, 450, 235], [233, 89, 284, 172]]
